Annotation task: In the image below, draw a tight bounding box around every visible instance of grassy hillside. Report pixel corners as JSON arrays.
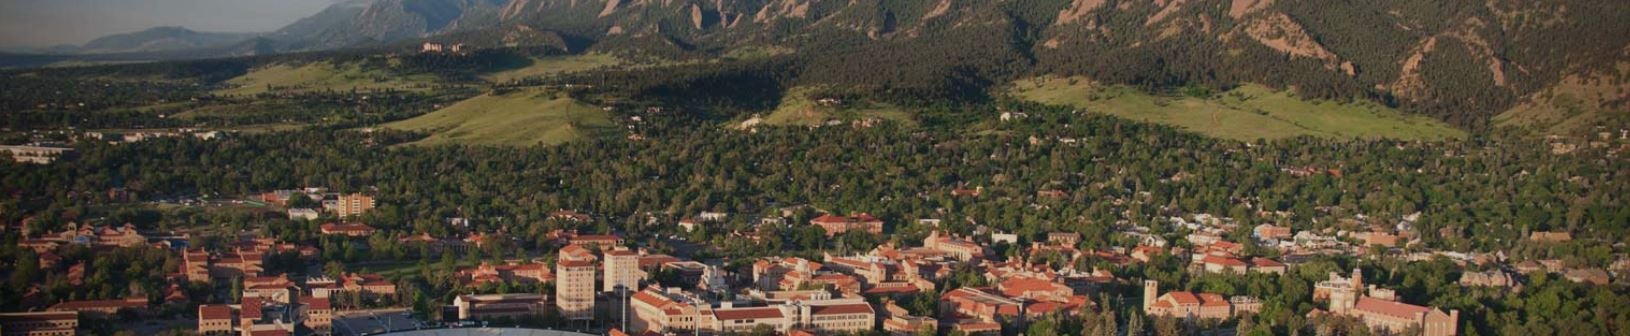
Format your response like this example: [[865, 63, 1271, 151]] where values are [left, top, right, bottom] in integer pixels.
[[482, 54, 623, 83], [383, 89, 616, 146], [1495, 63, 1630, 135], [754, 86, 915, 127], [219, 61, 438, 96], [1012, 77, 1465, 141]]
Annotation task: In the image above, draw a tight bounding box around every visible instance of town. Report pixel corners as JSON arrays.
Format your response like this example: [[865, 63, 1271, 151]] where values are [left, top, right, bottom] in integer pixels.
[[3, 181, 1619, 336]]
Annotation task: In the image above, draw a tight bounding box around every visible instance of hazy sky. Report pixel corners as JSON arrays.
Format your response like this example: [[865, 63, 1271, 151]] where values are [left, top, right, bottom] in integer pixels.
[[0, 0, 340, 48]]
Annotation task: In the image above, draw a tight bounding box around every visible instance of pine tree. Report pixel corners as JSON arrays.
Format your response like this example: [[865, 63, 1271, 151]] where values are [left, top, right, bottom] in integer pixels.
[[1127, 312, 1145, 336]]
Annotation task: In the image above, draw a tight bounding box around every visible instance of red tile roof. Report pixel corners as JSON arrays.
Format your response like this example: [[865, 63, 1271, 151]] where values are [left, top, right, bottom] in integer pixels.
[[1354, 297, 1432, 319], [199, 305, 233, 320], [809, 303, 874, 316], [713, 307, 785, 321], [1167, 292, 1201, 305]]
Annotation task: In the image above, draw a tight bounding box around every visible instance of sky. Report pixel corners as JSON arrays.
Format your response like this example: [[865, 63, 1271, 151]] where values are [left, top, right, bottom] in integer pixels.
[[0, 0, 340, 48]]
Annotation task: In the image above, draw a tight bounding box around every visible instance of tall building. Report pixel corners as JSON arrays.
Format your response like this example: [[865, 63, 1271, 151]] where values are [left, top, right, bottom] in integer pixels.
[[332, 193, 375, 218], [556, 244, 599, 321], [604, 247, 643, 292]]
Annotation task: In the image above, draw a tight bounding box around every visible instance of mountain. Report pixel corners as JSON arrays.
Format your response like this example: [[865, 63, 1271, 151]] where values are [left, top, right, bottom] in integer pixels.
[[268, 0, 511, 51], [8, 0, 1624, 130], [74, 26, 260, 54]]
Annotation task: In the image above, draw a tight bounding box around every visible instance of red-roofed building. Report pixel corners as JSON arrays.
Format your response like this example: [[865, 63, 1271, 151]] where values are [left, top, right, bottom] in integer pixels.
[[198, 305, 234, 335], [708, 306, 792, 334], [630, 289, 701, 334], [810, 213, 884, 236], [1143, 280, 1257, 321], [923, 231, 985, 261], [941, 288, 1022, 322], [1326, 269, 1459, 336], [798, 301, 875, 334], [299, 296, 333, 335]]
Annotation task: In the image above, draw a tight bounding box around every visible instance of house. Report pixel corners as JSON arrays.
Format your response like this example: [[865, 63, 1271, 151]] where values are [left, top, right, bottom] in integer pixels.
[[1458, 270, 1516, 288], [1564, 268, 1611, 285], [1253, 224, 1293, 240], [1529, 231, 1573, 243], [810, 213, 884, 236]]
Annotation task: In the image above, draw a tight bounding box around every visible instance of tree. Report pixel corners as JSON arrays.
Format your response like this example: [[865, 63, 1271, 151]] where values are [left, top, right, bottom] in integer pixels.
[[1127, 312, 1146, 336], [9, 251, 40, 289]]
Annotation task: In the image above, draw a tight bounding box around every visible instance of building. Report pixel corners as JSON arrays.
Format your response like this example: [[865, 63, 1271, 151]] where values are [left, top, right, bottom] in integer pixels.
[[0, 145, 74, 164], [630, 289, 702, 334], [568, 234, 624, 247], [198, 304, 235, 335], [604, 247, 643, 292], [1325, 269, 1459, 336], [331, 193, 375, 218], [1143, 280, 1258, 320], [810, 213, 884, 236], [287, 209, 320, 221], [794, 300, 875, 334], [299, 296, 333, 335], [940, 288, 1022, 322], [1047, 232, 1082, 246], [1458, 270, 1516, 288], [339, 273, 397, 296], [453, 294, 547, 321], [318, 223, 375, 237], [47, 298, 147, 317], [923, 231, 985, 261], [708, 306, 793, 334], [556, 245, 599, 321], [1253, 224, 1293, 240], [0, 311, 78, 336], [1529, 231, 1573, 243]]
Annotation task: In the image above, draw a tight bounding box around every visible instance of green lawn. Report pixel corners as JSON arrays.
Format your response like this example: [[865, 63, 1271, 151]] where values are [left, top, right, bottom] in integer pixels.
[[1011, 76, 1465, 141], [218, 61, 438, 96], [383, 88, 617, 146], [482, 54, 624, 83], [758, 86, 915, 127]]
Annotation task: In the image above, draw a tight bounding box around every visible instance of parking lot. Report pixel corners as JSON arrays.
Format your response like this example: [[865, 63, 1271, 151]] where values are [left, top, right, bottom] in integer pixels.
[[333, 308, 431, 336]]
